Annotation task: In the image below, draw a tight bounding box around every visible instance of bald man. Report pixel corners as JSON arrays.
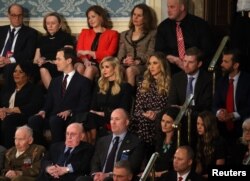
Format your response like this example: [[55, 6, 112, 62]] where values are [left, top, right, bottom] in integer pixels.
[[76, 108, 144, 181], [0, 125, 45, 181], [38, 123, 94, 181]]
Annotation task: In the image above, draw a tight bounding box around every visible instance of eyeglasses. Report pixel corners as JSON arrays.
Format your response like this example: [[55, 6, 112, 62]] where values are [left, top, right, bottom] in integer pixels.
[[10, 14, 23, 18]]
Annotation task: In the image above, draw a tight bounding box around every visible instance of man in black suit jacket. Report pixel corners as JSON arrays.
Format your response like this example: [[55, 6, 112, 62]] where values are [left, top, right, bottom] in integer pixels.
[[168, 47, 212, 145], [213, 49, 250, 142], [159, 145, 205, 181], [76, 108, 145, 181], [28, 47, 92, 144], [37, 123, 94, 181], [0, 3, 38, 85]]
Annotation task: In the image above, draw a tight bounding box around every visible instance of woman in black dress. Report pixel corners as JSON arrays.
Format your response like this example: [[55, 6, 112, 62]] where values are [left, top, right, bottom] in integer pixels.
[[76, 56, 132, 144], [33, 12, 74, 89]]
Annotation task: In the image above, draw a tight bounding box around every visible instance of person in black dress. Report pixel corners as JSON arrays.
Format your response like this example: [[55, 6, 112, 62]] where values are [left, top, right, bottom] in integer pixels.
[[154, 106, 180, 179], [75, 56, 132, 144], [33, 12, 74, 89]]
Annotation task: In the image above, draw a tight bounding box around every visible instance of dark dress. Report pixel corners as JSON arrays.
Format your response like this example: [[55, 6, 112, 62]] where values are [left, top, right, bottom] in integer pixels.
[[154, 134, 177, 172], [38, 29, 74, 77], [81, 81, 132, 131], [130, 80, 168, 146], [196, 136, 226, 175]]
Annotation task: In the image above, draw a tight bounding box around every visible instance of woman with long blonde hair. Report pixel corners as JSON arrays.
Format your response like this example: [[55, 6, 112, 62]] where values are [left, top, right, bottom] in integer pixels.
[[130, 52, 171, 159], [76, 56, 132, 144]]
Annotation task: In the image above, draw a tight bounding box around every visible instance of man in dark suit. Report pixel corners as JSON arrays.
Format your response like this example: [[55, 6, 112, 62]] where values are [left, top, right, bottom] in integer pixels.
[[76, 108, 145, 181], [213, 49, 250, 143], [28, 47, 92, 144], [0, 3, 38, 86], [37, 123, 94, 181], [0, 125, 45, 181], [159, 145, 205, 181], [168, 47, 213, 145]]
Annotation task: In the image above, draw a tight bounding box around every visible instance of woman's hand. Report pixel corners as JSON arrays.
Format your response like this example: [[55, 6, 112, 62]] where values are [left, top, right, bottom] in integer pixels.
[[90, 110, 104, 117], [36, 57, 46, 67], [142, 110, 157, 120]]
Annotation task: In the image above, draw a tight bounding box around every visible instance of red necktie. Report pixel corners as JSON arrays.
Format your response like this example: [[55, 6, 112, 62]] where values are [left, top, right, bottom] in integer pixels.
[[62, 74, 68, 97], [226, 78, 234, 131], [176, 22, 185, 60], [178, 176, 183, 181]]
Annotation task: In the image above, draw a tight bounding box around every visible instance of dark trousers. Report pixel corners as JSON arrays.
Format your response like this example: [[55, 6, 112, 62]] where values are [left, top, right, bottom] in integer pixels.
[[28, 114, 71, 145], [0, 113, 26, 148]]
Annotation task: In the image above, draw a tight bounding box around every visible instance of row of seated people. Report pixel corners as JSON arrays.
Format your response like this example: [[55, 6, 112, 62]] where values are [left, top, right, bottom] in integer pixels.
[[0, 108, 250, 181], [1, 0, 216, 90], [0, 44, 250, 161]]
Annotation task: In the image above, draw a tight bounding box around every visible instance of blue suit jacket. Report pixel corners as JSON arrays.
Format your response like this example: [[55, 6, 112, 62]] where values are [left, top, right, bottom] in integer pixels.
[[0, 25, 38, 63], [43, 71, 92, 116]]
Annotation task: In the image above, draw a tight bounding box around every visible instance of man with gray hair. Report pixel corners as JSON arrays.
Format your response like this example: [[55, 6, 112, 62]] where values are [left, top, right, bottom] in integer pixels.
[[0, 125, 45, 181]]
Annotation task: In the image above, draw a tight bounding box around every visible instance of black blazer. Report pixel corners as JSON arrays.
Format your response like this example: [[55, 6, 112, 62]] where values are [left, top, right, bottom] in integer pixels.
[[39, 141, 94, 181], [168, 70, 213, 115], [0, 25, 38, 63], [91, 132, 145, 175], [43, 72, 92, 116], [0, 82, 44, 117]]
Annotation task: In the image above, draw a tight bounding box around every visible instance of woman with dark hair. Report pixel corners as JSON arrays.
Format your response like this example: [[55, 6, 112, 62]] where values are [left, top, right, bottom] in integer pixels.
[[76, 5, 119, 80], [117, 3, 157, 86], [154, 106, 180, 179], [0, 63, 44, 148], [33, 12, 74, 89], [130, 52, 171, 158], [195, 111, 226, 178]]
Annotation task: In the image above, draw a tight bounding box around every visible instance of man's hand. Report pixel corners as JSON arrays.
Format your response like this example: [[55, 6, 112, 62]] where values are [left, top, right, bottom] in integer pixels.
[[5, 170, 18, 179], [36, 111, 46, 119], [93, 172, 109, 181], [57, 110, 71, 120]]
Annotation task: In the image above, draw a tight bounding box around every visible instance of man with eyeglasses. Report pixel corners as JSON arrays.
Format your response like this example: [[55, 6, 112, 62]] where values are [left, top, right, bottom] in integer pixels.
[[0, 3, 38, 86], [37, 123, 94, 181]]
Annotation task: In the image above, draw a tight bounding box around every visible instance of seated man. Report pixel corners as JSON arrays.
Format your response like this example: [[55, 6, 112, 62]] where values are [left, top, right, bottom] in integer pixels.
[[112, 160, 134, 181], [158, 145, 205, 181], [76, 108, 145, 181], [37, 123, 94, 181], [0, 125, 45, 181]]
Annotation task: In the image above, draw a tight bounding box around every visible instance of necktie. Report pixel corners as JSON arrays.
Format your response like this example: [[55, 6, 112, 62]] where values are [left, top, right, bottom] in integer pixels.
[[176, 22, 185, 60], [226, 78, 234, 131], [3, 28, 16, 57], [58, 147, 72, 166], [178, 176, 183, 181], [62, 74, 68, 97], [186, 76, 194, 97], [104, 136, 120, 173]]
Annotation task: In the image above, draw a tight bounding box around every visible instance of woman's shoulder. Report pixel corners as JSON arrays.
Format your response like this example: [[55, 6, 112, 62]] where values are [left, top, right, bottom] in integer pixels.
[[103, 29, 119, 35]]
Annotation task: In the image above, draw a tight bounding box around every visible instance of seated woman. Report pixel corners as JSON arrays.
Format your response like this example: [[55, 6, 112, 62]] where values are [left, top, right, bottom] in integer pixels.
[[195, 111, 226, 178], [76, 5, 119, 80], [76, 57, 132, 144], [117, 3, 157, 87], [33, 12, 74, 89], [154, 106, 180, 179], [129, 52, 171, 159], [0, 63, 44, 148]]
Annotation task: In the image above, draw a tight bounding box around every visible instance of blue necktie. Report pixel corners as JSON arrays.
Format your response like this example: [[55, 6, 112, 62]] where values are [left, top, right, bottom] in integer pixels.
[[186, 76, 194, 97], [104, 136, 120, 173], [3, 28, 16, 56]]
